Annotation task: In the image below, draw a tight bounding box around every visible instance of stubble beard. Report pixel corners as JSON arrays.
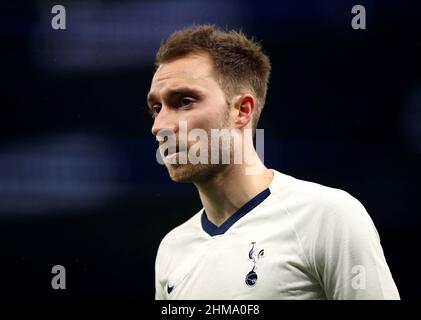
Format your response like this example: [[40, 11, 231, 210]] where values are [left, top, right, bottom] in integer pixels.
[[165, 108, 232, 183]]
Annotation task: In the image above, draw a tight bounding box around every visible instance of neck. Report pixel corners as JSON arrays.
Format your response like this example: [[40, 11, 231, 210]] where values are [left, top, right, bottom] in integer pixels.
[[194, 157, 274, 227]]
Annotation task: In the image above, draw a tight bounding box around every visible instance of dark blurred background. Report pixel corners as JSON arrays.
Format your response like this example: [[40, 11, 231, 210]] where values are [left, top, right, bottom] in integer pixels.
[[1, 0, 420, 300]]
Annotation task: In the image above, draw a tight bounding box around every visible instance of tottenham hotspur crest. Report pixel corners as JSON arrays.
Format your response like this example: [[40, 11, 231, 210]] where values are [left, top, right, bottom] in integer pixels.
[[245, 242, 264, 287]]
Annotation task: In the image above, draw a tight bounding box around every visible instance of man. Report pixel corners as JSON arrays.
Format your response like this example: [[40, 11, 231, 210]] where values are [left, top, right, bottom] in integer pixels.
[[147, 25, 400, 299]]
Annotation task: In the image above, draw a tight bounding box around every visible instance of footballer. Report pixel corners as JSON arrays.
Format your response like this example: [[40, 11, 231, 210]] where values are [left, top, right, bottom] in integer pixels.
[[147, 25, 400, 300]]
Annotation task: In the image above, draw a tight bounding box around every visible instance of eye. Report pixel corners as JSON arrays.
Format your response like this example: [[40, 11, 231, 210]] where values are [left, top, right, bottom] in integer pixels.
[[180, 97, 194, 107], [151, 104, 161, 116]]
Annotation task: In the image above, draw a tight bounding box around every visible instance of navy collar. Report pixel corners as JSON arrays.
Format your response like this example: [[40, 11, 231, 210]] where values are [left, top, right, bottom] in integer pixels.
[[201, 188, 271, 236]]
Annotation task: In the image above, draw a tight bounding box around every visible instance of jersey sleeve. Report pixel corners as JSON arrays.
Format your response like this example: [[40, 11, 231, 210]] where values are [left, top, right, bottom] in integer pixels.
[[154, 240, 166, 300], [307, 191, 400, 299]]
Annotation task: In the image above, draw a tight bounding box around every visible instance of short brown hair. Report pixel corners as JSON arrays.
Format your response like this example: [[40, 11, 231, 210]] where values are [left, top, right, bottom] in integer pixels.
[[155, 25, 271, 132]]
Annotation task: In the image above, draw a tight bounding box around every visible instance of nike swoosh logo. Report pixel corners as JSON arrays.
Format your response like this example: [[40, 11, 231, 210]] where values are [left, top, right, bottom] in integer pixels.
[[167, 284, 175, 294], [167, 273, 189, 295]]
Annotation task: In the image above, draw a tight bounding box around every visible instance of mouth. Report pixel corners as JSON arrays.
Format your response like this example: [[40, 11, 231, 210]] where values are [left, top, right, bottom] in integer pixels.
[[162, 145, 188, 159]]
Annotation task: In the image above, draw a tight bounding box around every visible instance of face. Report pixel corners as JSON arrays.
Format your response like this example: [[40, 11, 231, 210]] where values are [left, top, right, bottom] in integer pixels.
[[148, 53, 233, 183]]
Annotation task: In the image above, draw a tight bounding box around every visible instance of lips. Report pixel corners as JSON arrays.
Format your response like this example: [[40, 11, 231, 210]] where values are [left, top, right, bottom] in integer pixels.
[[162, 145, 188, 158]]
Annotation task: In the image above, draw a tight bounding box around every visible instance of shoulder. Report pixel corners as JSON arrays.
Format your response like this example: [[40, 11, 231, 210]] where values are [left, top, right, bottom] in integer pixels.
[[271, 170, 372, 226], [268, 170, 380, 254], [156, 209, 203, 259]]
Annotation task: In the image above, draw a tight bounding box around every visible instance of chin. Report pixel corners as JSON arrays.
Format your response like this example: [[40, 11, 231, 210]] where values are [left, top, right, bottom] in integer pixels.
[[166, 164, 196, 183], [166, 163, 223, 183]]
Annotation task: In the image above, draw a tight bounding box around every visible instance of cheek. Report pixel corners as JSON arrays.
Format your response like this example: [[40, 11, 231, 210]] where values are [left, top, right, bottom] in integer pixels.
[[205, 102, 230, 127], [185, 110, 213, 131]]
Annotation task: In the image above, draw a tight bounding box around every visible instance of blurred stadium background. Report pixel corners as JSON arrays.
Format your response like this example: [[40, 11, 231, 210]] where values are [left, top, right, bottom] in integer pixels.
[[1, 0, 420, 300]]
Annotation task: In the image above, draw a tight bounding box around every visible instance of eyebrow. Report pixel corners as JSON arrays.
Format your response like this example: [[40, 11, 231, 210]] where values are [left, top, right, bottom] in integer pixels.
[[146, 86, 205, 109]]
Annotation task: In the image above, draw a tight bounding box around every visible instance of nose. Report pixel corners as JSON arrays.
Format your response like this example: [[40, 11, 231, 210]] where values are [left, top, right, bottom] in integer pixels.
[[151, 105, 178, 138]]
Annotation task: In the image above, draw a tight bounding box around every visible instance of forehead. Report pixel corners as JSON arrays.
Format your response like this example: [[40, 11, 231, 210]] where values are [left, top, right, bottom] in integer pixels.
[[150, 54, 217, 92]]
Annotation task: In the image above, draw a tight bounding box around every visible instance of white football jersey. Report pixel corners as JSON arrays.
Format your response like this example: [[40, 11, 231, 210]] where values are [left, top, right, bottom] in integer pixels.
[[155, 169, 400, 300]]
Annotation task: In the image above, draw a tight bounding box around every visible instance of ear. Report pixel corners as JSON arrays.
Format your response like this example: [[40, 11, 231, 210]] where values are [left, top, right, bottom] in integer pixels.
[[232, 94, 255, 130]]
